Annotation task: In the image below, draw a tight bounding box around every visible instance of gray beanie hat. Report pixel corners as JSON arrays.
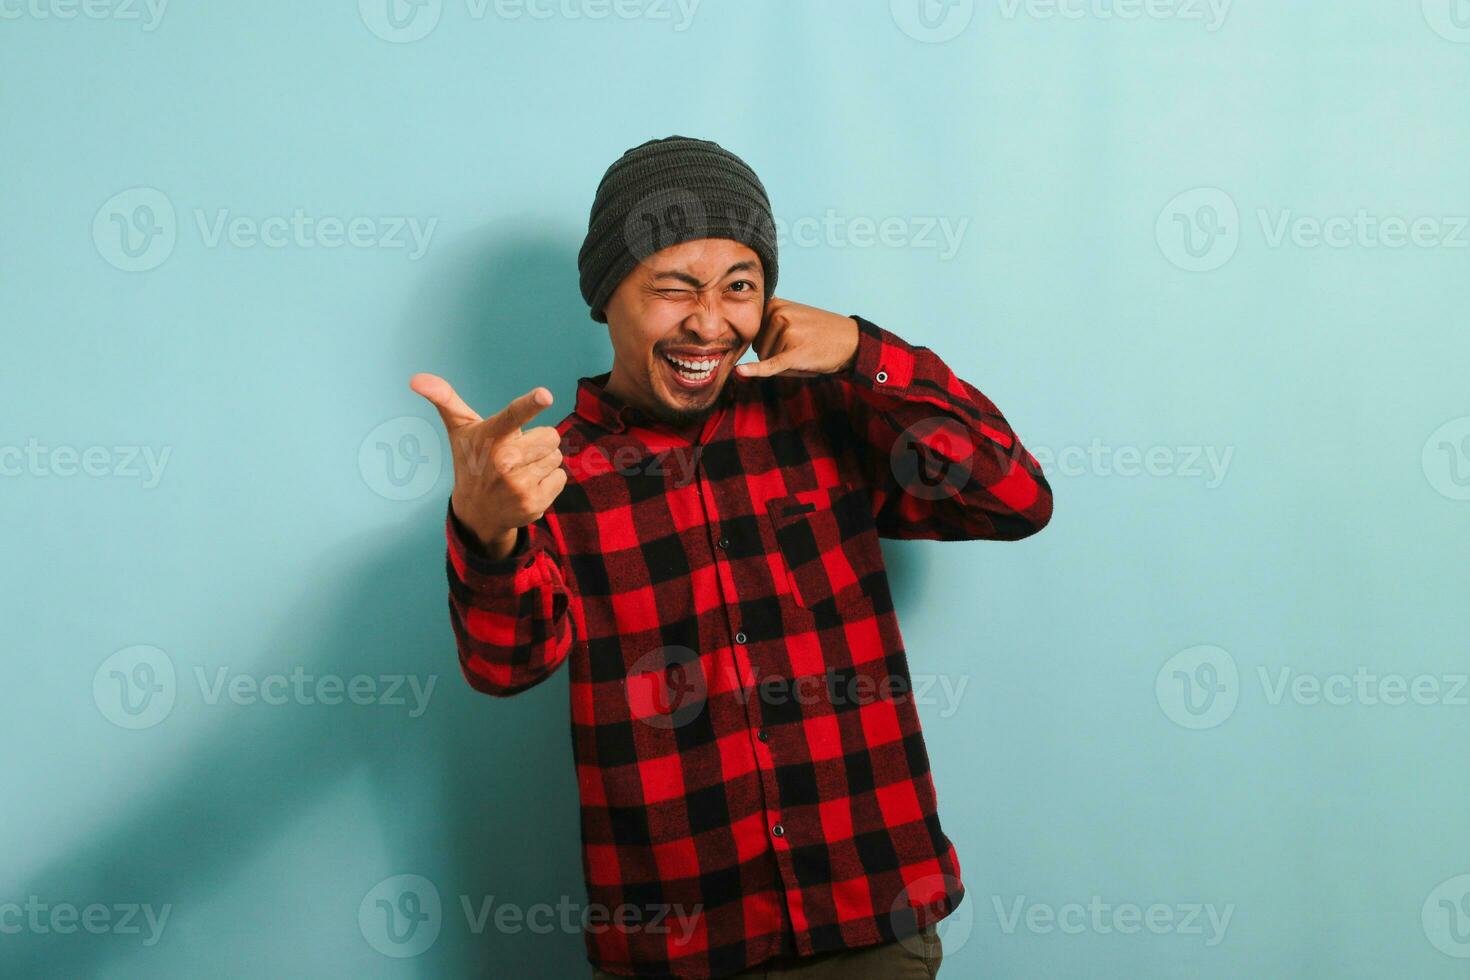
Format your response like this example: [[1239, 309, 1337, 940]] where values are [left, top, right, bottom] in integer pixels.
[[577, 135, 778, 323]]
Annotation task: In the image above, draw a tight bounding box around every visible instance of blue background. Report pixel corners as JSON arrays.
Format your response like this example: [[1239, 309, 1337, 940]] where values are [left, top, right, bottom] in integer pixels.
[[4, 1, 1470, 976]]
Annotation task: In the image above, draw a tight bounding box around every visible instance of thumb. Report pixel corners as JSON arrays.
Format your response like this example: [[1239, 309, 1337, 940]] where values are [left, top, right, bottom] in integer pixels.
[[410, 373, 482, 433], [736, 351, 799, 379]]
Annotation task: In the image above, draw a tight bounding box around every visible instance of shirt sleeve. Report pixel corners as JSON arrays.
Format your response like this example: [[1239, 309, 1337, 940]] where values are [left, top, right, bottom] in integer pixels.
[[444, 499, 575, 696], [837, 314, 1054, 541]]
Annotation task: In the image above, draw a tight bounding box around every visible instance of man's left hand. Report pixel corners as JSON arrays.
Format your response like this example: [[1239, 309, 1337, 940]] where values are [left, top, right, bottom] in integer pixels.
[[735, 297, 859, 378]]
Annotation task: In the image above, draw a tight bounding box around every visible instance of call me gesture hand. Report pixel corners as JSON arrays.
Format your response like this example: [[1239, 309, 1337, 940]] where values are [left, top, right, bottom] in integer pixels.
[[410, 374, 566, 560], [735, 297, 860, 379]]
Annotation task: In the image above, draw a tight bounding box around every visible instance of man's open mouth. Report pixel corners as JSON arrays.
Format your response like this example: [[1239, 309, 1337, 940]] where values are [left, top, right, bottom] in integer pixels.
[[659, 350, 726, 390]]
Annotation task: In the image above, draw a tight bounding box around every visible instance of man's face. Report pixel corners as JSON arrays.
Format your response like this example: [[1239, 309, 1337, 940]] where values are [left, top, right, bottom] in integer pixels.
[[602, 237, 765, 428]]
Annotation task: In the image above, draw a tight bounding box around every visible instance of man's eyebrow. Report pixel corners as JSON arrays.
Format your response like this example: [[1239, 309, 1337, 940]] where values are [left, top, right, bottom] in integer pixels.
[[650, 261, 762, 287]]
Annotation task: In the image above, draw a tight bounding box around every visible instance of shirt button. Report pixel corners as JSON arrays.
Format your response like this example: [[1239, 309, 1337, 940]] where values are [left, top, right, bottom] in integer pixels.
[[875, 369, 889, 384], [772, 824, 785, 838], [734, 631, 748, 645], [718, 536, 730, 550], [757, 729, 769, 743]]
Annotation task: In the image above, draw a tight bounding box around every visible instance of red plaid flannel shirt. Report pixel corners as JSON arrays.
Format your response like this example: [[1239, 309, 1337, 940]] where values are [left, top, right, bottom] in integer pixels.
[[444, 316, 1053, 978]]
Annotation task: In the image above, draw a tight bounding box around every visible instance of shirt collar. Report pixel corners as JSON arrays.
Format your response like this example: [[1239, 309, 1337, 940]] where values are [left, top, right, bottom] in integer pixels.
[[573, 370, 740, 436]]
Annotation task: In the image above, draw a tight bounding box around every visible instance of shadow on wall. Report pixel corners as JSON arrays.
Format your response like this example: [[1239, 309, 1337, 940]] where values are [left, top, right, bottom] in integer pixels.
[[5, 230, 610, 978]]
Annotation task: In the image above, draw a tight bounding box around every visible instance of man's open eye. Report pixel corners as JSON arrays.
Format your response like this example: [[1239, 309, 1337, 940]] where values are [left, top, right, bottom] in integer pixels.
[[728, 280, 756, 294]]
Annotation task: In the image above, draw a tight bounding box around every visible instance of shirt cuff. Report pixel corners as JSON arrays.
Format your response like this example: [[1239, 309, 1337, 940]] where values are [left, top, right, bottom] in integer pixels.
[[446, 498, 540, 593], [846, 314, 915, 394]]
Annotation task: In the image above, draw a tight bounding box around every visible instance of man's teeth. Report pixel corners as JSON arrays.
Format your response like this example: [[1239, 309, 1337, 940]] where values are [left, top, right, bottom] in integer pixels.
[[664, 353, 721, 379]]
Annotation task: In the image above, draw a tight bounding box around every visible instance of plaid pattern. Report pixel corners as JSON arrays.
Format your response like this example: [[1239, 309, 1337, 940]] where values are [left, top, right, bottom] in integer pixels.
[[444, 316, 1053, 978]]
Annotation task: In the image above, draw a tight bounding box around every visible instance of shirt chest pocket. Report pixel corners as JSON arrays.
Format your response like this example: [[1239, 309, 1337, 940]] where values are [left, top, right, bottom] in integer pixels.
[[763, 486, 881, 618]]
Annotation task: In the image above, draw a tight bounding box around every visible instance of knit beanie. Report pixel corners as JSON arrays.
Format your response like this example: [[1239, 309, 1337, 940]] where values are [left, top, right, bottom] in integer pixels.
[[577, 135, 779, 323]]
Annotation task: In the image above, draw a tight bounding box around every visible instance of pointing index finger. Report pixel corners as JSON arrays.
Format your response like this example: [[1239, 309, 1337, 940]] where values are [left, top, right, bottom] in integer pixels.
[[488, 387, 554, 439]]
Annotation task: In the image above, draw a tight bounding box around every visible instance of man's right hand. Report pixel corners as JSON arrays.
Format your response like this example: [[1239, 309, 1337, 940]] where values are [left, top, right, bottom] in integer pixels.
[[410, 374, 566, 560]]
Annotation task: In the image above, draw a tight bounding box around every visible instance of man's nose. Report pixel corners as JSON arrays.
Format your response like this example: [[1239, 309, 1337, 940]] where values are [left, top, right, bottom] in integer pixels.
[[684, 296, 731, 343]]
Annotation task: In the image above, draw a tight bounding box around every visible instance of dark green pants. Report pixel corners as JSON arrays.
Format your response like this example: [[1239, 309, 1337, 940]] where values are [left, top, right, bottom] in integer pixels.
[[592, 925, 942, 979]]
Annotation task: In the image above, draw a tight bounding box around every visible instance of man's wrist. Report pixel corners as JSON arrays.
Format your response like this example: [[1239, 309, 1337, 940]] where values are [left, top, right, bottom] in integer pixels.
[[450, 500, 519, 560]]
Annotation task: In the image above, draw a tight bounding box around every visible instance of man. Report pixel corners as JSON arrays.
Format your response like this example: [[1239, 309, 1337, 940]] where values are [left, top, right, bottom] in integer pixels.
[[411, 136, 1053, 979]]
